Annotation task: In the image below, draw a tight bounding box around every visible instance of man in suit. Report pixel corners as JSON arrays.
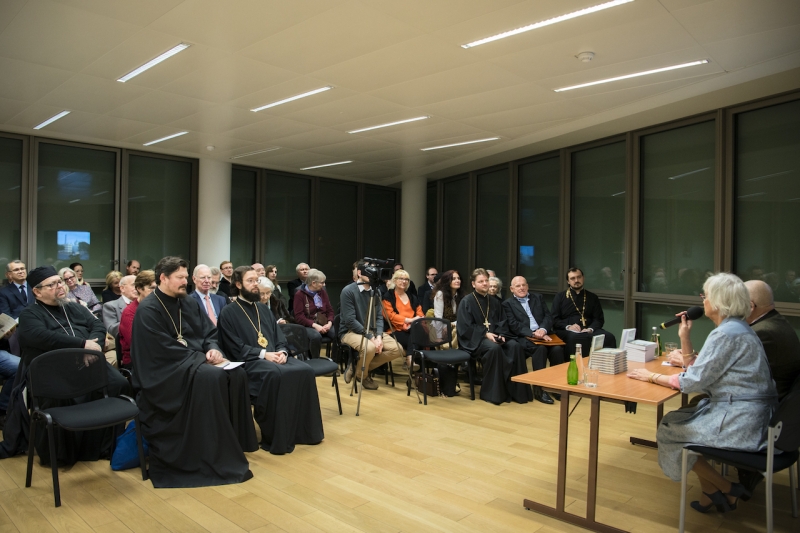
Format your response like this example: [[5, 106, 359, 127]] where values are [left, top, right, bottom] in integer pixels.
[[418, 267, 438, 313], [190, 264, 228, 326], [287, 262, 310, 303], [102, 275, 137, 337], [0, 260, 34, 319], [503, 275, 565, 404]]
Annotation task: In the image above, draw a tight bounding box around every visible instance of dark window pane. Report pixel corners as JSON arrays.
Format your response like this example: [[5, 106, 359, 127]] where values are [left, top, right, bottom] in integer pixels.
[[262, 173, 310, 278], [363, 186, 397, 261], [518, 157, 560, 287], [476, 168, 509, 278], [324, 280, 350, 314], [230, 167, 257, 267], [735, 99, 800, 302], [639, 303, 715, 350], [426, 184, 437, 269], [442, 177, 469, 276], [37, 143, 115, 279], [0, 137, 22, 262], [640, 121, 715, 296], [572, 142, 626, 291], [600, 298, 625, 343], [128, 155, 192, 270], [317, 180, 357, 280]]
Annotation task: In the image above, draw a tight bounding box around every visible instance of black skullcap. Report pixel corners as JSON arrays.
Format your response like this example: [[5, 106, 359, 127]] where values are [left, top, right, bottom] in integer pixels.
[[27, 266, 58, 288]]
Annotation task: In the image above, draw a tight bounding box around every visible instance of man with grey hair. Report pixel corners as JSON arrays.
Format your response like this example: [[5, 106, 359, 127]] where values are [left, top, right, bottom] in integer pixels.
[[209, 266, 222, 294], [251, 263, 266, 278], [287, 262, 310, 302], [102, 274, 137, 336], [0, 260, 34, 319], [190, 264, 228, 326]]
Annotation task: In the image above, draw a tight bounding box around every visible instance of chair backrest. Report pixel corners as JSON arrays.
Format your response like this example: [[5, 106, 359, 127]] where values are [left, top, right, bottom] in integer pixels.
[[771, 380, 800, 452], [409, 317, 453, 351], [279, 323, 311, 360], [27, 348, 108, 401]]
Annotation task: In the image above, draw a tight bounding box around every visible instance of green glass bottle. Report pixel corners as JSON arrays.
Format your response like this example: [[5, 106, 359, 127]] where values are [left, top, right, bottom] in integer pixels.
[[567, 354, 579, 385]]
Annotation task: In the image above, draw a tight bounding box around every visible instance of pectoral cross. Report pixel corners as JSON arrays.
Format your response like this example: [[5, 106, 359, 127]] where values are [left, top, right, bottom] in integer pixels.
[[581, 317, 586, 327], [484, 319, 490, 329]]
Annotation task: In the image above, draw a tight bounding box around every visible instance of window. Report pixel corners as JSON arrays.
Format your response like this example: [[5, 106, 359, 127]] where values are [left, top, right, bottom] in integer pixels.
[[426, 183, 438, 269], [230, 167, 257, 267], [442, 177, 469, 276], [734, 99, 800, 302], [518, 157, 560, 287], [476, 168, 509, 278], [127, 154, 193, 269], [363, 186, 397, 261], [0, 137, 22, 262], [571, 141, 626, 291], [640, 121, 715, 296], [316, 180, 357, 280], [262, 173, 311, 277], [37, 142, 116, 279]]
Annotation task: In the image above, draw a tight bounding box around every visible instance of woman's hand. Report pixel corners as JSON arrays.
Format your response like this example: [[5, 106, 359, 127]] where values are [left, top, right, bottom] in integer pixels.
[[677, 312, 693, 340], [666, 350, 685, 367], [627, 369, 651, 382]]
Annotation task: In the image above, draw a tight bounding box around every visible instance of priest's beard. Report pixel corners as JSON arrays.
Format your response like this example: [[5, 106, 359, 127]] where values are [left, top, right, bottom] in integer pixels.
[[54, 294, 70, 305], [241, 287, 260, 303]]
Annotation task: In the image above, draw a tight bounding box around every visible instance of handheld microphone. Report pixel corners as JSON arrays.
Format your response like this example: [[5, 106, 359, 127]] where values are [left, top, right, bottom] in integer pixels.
[[659, 306, 703, 329]]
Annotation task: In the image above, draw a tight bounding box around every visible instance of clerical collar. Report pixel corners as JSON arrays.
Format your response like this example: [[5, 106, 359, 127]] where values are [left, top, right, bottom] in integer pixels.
[[473, 291, 488, 299], [237, 296, 255, 305], [155, 287, 180, 303]]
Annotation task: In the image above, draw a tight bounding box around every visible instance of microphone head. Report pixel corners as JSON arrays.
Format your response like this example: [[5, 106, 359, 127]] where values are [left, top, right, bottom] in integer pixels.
[[686, 306, 704, 320]]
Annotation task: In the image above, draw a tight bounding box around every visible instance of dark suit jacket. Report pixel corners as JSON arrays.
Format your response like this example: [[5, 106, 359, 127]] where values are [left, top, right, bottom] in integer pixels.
[[0, 282, 34, 319], [502, 292, 555, 338], [287, 278, 303, 302], [418, 282, 435, 313], [750, 309, 800, 400], [190, 290, 228, 324]]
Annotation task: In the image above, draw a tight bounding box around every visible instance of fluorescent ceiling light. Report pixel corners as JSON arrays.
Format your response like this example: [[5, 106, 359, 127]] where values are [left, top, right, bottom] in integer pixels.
[[251, 86, 333, 112], [143, 131, 188, 146], [300, 161, 352, 170], [421, 137, 500, 151], [33, 110, 70, 130], [554, 59, 709, 92], [348, 116, 430, 134], [230, 147, 280, 159], [462, 0, 634, 49], [118, 43, 190, 82]]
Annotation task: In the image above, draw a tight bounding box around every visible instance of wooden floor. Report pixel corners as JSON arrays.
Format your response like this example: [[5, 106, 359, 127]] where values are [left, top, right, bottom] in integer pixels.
[[0, 365, 795, 533]]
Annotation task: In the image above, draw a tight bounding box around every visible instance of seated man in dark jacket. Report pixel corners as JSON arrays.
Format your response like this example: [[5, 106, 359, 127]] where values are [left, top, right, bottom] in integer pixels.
[[503, 276, 565, 404]]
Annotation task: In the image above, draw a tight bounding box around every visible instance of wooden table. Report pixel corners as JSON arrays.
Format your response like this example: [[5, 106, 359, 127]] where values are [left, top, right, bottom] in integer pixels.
[[511, 359, 682, 533]]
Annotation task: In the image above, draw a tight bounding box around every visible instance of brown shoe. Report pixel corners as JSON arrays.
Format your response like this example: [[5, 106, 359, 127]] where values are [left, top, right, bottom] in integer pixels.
[[360, 376, 379, 390]]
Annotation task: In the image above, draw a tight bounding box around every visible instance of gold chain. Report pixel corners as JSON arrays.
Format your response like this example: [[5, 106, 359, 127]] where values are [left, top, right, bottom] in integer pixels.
[[472, 292, 490, 328], [153, 291, 184, 345], [566, 288, 587, 327], [235, 298, 268, 348]]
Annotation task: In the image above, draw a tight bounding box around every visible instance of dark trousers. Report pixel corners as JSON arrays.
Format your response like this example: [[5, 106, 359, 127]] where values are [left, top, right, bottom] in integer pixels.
[[521, 339, 565, 371], [304, 326, 336, 358]]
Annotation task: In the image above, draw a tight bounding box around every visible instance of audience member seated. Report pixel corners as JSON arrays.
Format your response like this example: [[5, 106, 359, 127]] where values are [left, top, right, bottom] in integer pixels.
[[457, 268, 531, 405], [418, 267, 438, 313], [0, 260, 34, 319], [265, 264, 284, 301], [292, 268, 335, 359], [118, 270, 156, 370], [101, 275, 136, 336], [287, 263, 310, 303], [551, 267, 616, 357], [125, 259, 141, 276], [488, 276, 502, 299], [17, 266, 130, 466], [131, 256, 257, 487], [0, 326, 19, 428], [190, 264, 228, 326], [502, 276, 565, 404], [258, 278, 293, 324], [340, 260, 404, 391], [431, 270, 465, 346], [628, 273, 777, 514], [209, 266, 222, 294], [69, 262, 87, 285], [218, 261, 233, 298], [382, 269, 423, 352], [392, 263, 417, 297], [251, 263, 266, 278], [218, 266, 323, 455], [101, 271, 123, 303], [60, 267, 102, 314]]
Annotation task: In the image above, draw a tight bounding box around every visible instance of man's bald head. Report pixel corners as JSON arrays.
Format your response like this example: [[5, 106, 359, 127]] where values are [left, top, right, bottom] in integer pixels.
[[510, 276, 529, 298], [745, 279, 775, 323]]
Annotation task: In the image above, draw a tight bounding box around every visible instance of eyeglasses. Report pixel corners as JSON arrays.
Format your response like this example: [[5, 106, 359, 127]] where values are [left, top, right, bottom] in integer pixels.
[[395, 278, 410, 282], [63, 276, 76, 281], [38, 280, 64, 290], [700, 293, 706, 301], [10, 267, 26, 273]]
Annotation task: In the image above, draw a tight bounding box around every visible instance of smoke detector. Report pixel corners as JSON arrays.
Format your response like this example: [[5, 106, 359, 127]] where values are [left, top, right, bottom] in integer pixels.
[[576, 51, 595, 63]]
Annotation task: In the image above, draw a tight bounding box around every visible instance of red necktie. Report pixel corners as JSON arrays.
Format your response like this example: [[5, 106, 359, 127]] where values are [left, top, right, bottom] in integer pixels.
[[205, 294, 217, 326]]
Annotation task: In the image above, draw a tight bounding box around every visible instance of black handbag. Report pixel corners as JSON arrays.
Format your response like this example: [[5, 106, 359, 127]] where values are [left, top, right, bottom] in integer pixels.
[[414, 369, 440, 397]]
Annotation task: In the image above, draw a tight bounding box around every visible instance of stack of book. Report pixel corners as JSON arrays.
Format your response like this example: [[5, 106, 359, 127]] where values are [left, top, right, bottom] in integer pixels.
[[589, 348, 627, 374], [625, 339, 658, 362]]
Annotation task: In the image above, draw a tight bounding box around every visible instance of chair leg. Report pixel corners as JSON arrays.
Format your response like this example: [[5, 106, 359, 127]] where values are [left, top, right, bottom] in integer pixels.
[[766, 429, 775, 533], [45, 418, 60, 507], [332, 374, 342, 415], [134, 417, 148, 481], [790, 459, 798, 518], [679, 448, 689, 533], [25, 415, 37, 488], [389, 361, 394, 387], [422, 355, 428, 406], [468, 361, 475, 401]]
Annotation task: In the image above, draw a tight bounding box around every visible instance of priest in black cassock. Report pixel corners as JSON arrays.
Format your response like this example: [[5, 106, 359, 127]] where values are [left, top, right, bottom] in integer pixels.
[[457, 268, 532, 405], [16, 266, 131, 466], [551, 268, 617, 358], [218, 266, 323, 455], [131, 257, 258, 488]]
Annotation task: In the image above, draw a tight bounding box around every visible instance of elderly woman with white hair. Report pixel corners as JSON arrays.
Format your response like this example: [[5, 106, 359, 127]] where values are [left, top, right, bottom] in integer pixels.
[[258, 277, 293, 325], [628, 273, 777, 514], [292, 268, 335, 359]]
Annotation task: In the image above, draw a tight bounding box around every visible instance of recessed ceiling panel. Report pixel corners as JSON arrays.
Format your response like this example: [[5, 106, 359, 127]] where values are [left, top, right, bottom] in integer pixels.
[[107, 91, 212, 124], [168, 105, 268, 135], [38, 74, 150, 114], [51, 0, 185, 27], [71, 115, 158, 141], [0, 57, 73, 103], [223, 117, 318, 143]]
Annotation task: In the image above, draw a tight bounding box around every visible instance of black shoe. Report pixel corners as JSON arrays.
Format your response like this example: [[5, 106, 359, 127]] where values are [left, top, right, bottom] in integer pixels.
[[726, 482, 752, 510], [736, 470, 761, 501], [552, 393, 561, 401], [534, 387, 554, 404], [691, 491, 731, 513]]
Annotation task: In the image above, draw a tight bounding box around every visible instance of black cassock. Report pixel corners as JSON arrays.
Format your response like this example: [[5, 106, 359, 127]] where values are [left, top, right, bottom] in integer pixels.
[[456, 293, 532, 405], [131, 288, 258, 488], [551, 288, 617, 357], [218, 299, 323, 455]]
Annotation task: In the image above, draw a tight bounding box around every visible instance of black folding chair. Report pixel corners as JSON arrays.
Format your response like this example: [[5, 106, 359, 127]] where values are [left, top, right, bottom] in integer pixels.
[[678, 385, 800, 533], [280, 323, 342, 415], [25, 348, 146, 507], [408, 317, 474, 405]]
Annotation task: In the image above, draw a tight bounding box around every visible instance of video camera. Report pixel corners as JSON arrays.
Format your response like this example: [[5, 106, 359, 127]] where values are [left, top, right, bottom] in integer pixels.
[[360, 257, 395, 284]]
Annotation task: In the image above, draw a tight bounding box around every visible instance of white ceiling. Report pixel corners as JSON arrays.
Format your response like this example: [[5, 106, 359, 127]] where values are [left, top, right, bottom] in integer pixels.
[[0, 0, 798, 184]]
